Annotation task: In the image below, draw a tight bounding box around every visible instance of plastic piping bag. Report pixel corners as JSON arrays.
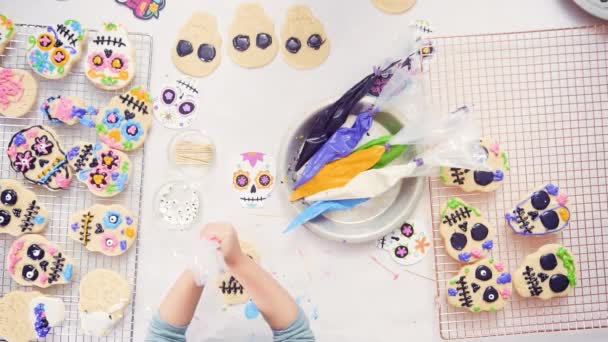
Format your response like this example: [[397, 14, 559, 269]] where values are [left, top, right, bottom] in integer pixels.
[[353, 135, 409, 169], [283, 198, 369, 234]]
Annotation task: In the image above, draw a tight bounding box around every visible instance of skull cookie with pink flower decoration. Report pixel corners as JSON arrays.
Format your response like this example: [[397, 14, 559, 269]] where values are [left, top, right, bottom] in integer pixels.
[[7, 125, 72, 191], [68, 204, 137, 256], [66, 141, 131, 197], [232, 152, 276, 208], [85, 22, 135, 90]]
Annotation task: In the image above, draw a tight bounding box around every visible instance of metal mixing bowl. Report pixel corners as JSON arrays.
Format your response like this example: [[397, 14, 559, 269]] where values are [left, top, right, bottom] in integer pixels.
[[277, 96, 425, 243]]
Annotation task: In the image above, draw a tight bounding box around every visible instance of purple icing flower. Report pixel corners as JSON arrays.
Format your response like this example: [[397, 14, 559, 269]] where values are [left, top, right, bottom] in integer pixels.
[[493, 170, 504, 181], [67, 146, 80, 160], [458, 252, 472, 262], [111, 172, 120, 181], [545, 183, 559, 196], [497, 272, 512, 284], [126, 216, 133, 225], [70, 222, 79, 232], [448, 288, 457, 296], [482, 240, 494, 250], [13, 133, 26, 146]]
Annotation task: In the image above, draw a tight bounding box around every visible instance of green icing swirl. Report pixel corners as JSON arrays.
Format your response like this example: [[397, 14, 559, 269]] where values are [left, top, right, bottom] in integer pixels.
[[442, 197, 481, 217], [556, 246, 577, 286], [500, 151, 511, 171]]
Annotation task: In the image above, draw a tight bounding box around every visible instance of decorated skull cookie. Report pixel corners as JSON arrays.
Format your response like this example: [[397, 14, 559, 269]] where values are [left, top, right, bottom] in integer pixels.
[[513, 244, 577, 299], [232, 152, 276, 209], [7, 125, 72, 191], [0, 14, 16, 54], [86, 22, 135, 90], [505, 183, 570, 236], [153, 77, 199, 129], [41, 95, 98, 127], [0, 178, 49, 236], [440, 198, 495, 263], [0, 291, 65, 341], [446, 258, 512, 312], [216, 241, 259, 305], [0, 67, 38, 118], [440, 137, 509, 192], [68, 204, 137, 256], [79, 269, 131, 336], [377, 221, 431, 266], [281, 5, 330, 69], [66, 142, 131, 197], [7, 234, 75, 288], [228, 3, 279, 68], [26, 19, 86, 79], [95, 87, 153, 152], [172, 11, 222, 77]]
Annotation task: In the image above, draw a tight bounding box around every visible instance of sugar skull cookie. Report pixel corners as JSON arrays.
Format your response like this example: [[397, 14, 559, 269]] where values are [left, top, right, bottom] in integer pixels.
[[440, 198, 495, 263], [0, 67, 38, 118], [216, 241, 259, 305], [153, 76, 199, 129], [69, 204, 137, 256], [0, 14, 16, 54], [172, 11, 222, 77], [505, 183, 570, 236], [446, 258, 512, 312], [41, 95, 97, 126], [513, 244, 577, 300], [7, 125, 72, 191], [377, 221, 431, 266], [26, 19, 86, 79], [79, 269, 131, 336], [232, 152, 276, 209], [0, 178, 49, 236], [86, 22, 135, 90], [66, 142, 131, 197], [228, 3, 278, 68], [440, 137, 509, 192], [95, 87, 153, 152], [7, 234, 75, 288], [0, 291, 66, 341], [281, 5, 330, 69]]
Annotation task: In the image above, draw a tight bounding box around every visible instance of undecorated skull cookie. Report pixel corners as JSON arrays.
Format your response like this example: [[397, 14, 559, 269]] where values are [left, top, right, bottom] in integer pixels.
[[41, 95, 98, 127], [0, 291, 65, 341], [69, 204, 137, 256], [7, 125, 72, 191], [440, 137, 510, 192], [95, 87, 153, 152], [440, 198, 495, 263], [446, 258, 512, 312], [216, 240, 259, 305], [0, 14, 16, 54], [66, 142, 131, 197], [7, 234, 75, 288], [0, 67, 38, 118], [86, 22, 135, 90], [228, 3, 278, 68], [232, 152, 276, 209], [513, 244, 577, 300], [172, 11, 222, 77], [79, 269, 131, 336], [281, 5, 330, 69], [377, 221, 431, 266], [153, 77, 199, 129], [0, 178, 49, 236], [26, 19, 86, 79], [371, 0, 416, 14], [505, 183, 570, 236]]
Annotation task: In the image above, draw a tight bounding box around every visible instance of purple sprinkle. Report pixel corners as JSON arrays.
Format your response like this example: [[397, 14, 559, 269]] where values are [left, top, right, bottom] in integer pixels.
[[493, 170, 504, 181], [414, 158, 424, 167], [384, 143, 392, 152], [497, 272, 512, 284], [458, 252, 471, 262], [111, 172, 120, 180], [126, 216, 133, 225], [70, 223, 79, 232], [67, 146, 80, 160], [448, 288, 457, 296], [482, 240, 494, 250], [13, 133, 26, 146], [120, 240, 127, 251], [545, 183, 559, 196]]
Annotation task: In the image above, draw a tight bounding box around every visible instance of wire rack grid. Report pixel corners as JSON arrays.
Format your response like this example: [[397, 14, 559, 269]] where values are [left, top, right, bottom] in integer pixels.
[[0, 23, 152, 341], [425, 25, 608, 339]]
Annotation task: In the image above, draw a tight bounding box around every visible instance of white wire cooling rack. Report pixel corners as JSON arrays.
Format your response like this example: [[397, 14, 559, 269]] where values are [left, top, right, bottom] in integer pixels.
[[0, 24, 152, 341], [426, 25, 608, 339]]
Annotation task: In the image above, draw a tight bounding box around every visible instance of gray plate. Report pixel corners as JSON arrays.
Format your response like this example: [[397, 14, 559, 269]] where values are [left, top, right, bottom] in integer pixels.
[[278, 96, 425, 243]]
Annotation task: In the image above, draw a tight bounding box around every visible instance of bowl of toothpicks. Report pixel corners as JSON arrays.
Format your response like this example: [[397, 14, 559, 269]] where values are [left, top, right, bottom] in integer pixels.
[[168, 130, 215, 179]]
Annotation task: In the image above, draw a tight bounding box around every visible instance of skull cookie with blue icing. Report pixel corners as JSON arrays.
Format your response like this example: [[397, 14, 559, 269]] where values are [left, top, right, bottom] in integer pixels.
[[447, 258, 512, 312], [0, 179, 49, 236], [505, 183, 570, 236], [0, 291, 66, 341], [153, 77, 199, 129], [439, 198, 495, 263], [85, 22, 135, 90], [26, 19, 86, 79], [232, 152, 276, 208]]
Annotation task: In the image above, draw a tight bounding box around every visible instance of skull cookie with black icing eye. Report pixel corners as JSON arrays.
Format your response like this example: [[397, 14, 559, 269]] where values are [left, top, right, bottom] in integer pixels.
[[95, 87, 153, 152], [26, 19, 86, 79], [505, 183, 570, 236], [447, 258, 512, 312], [7, 234, 75, 288], [232, 152, 276, 209], [228, 3, 278, 68], [172, 11, 222, 77], [440, 137, 510, 192], [513, 244, 577, 300], [86, 22, 135, 90], [216, 240, 259, 305], [281, 5, 330, 69], [0, 179, 49, 236], [7, 125, 73, 191], [153, 77, 199, 129], [440, 198, 495, 263], [0, 291, 66, 341]]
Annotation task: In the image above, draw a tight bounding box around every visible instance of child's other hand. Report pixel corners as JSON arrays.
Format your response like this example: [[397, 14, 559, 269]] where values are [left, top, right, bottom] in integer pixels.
[[200, 222, 243, 267]]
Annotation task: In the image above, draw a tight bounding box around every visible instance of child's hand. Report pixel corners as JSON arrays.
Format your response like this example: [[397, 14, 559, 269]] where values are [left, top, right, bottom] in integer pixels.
[[200, 222, 243, 267]]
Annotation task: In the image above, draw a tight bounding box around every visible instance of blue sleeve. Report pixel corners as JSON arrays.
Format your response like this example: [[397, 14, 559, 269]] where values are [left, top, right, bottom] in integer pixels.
[[272, 307, 315, 342], [144, 312, 189, 342]]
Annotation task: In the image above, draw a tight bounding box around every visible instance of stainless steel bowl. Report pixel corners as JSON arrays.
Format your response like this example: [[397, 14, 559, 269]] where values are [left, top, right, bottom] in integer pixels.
[[278, 96, 425, 243]]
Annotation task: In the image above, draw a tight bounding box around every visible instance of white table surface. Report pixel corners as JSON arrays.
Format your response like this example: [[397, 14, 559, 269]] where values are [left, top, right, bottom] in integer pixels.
[[2, 0, 607, 341]]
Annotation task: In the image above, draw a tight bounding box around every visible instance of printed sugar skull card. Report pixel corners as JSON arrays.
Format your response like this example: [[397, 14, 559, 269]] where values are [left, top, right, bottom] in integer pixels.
[[232, 152, 276, 209], [86, 23, 135, 90]]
